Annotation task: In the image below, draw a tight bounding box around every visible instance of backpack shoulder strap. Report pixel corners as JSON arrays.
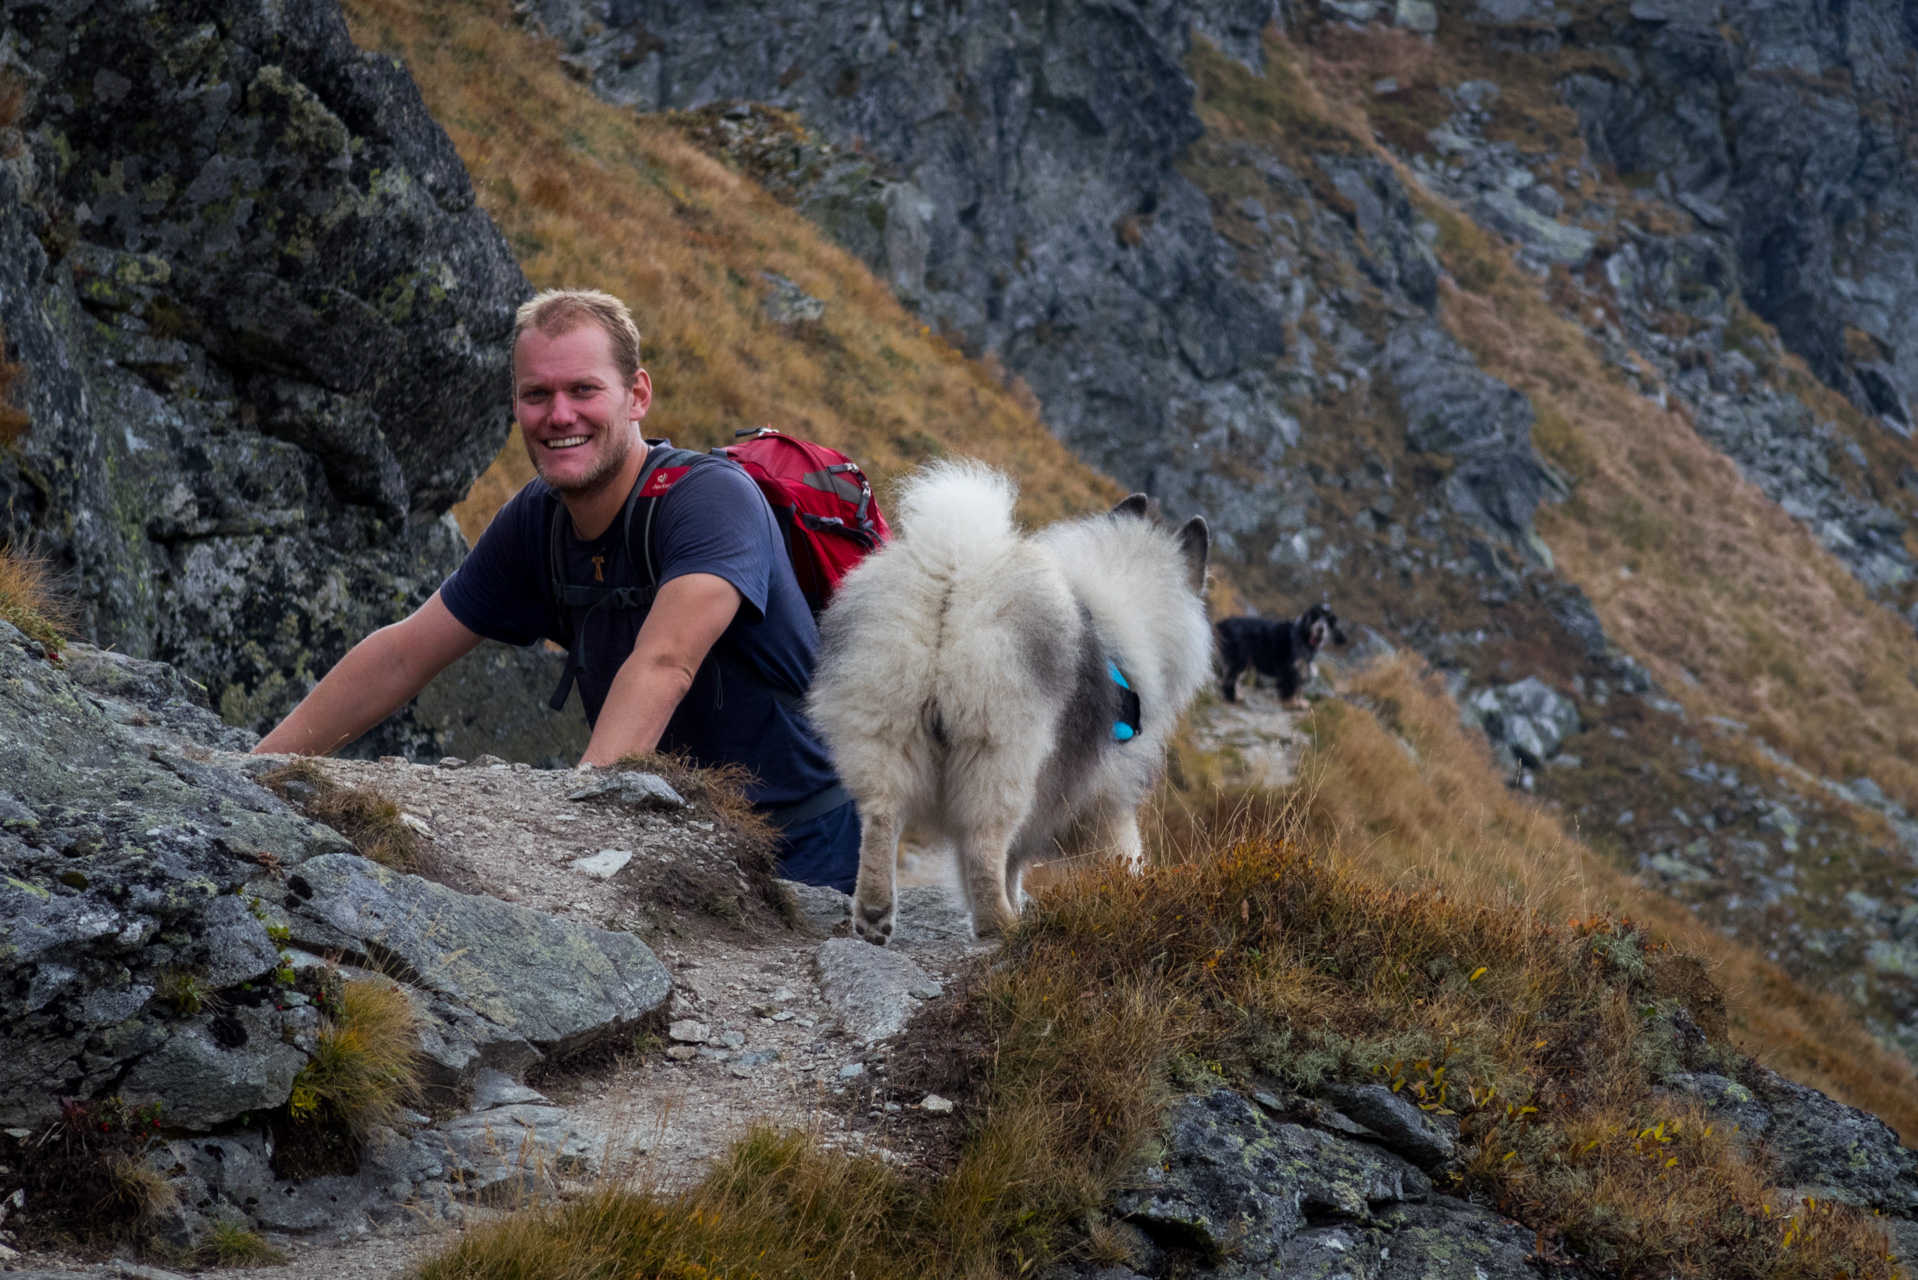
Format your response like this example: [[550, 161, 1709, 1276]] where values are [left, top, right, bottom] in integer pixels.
[[545, 443, 692, 712], [622, 445, 712, 586]]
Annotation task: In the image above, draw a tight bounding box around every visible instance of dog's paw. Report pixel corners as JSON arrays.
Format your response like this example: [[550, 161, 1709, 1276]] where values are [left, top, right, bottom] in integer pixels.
[[852, 898, 895, 946]]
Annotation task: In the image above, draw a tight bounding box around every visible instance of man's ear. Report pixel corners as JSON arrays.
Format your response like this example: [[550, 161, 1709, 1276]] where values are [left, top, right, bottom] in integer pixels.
[[1112, 493, 1150, 520], [629, 368, 654, 420], [1178, 516, 1209, 593]]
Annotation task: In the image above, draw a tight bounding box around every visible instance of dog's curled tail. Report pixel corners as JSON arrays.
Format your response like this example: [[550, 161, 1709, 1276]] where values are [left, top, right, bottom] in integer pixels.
[[889, 460, 1018, 564]]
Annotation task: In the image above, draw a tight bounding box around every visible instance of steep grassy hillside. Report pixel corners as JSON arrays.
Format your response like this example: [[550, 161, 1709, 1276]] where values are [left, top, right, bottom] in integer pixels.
[[1175, 27, 1918, 1077], [1235, 659, 1918, 1141], [339, 0, 1117, 540]]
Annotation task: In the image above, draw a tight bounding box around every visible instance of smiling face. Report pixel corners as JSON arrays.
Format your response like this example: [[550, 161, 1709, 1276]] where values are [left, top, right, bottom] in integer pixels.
[[513, 322, 653, 496]]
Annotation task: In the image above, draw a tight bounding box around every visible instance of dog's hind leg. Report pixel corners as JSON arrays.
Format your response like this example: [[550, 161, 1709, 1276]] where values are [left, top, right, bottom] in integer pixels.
[[851, 809, 904, 946], [959, 818, 1025, 939]]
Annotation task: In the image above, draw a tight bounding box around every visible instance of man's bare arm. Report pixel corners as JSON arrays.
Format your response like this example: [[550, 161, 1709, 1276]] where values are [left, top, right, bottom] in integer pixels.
[[254, 592, 483, 756], [581, 572, 742, 767]]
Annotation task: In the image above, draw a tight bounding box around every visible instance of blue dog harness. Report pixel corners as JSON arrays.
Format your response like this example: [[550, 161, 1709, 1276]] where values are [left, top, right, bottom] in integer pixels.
[[1109, 660, 1142, 742]]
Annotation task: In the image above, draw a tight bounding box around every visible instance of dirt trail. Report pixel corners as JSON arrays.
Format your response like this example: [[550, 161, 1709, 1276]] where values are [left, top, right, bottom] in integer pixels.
[[1185, 683, 1313, 789]]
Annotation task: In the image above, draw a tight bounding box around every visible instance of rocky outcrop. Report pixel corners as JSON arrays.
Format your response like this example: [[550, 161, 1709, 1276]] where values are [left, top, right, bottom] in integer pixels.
[[1109, 1089, 1538, 1279], [0, 0, 528, 740], [0, 630, 669, 1246]]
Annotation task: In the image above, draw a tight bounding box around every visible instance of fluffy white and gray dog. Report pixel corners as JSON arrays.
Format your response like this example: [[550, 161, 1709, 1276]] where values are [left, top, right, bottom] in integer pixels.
[[808, 461, 1213, 945]]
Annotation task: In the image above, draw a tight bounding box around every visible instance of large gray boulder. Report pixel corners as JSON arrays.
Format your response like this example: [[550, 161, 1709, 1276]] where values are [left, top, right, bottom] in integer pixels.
[[0, 0, 529, 743], [285, 852, 671, 1057]]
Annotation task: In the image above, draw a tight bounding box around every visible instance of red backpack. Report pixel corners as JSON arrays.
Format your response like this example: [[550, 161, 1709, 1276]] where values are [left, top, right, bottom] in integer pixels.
[[710, 427, 890, 611]]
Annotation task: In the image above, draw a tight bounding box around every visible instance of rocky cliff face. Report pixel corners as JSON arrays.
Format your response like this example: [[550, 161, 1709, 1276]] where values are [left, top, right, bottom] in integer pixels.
[[0, 0, 528, 739], [526, 0, 1918, 1062]]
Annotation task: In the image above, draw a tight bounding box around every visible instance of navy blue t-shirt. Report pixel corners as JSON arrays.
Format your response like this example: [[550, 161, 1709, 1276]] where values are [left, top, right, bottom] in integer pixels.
[[439, 449, 840, 810]]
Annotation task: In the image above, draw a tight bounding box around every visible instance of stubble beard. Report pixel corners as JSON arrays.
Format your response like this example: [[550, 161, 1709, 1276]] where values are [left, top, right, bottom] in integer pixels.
[[528, 420, 637, 497]]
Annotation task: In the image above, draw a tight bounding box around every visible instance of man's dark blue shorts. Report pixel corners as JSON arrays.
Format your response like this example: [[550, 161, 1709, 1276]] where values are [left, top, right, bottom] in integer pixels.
[[775, 800, 860, 894]]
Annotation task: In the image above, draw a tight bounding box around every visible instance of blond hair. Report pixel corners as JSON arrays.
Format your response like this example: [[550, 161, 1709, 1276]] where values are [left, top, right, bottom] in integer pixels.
[[513, 289, 643, 383]]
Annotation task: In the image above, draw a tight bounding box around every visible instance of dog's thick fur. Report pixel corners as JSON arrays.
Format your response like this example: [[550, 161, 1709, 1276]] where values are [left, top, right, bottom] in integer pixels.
[[808, 463, 1212, 944], [1216, 604, 1348, 703]]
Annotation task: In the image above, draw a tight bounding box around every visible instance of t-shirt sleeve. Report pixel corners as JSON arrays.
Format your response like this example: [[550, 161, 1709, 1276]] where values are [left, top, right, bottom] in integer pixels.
[[438, 486, 555, 647], [651, 463, 775, 624]]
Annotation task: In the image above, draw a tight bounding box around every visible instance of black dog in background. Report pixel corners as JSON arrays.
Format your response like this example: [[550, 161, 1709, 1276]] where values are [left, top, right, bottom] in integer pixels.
[[1216, 604, 1349, 703]]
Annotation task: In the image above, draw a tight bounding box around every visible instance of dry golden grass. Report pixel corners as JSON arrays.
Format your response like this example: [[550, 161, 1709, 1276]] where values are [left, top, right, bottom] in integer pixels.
[[258, 759, 431, 875], [336, 0, 1118, 545], [104, 1152, 179, 1223], [1259, 656, 1918, 1143], [0, 541, 69, 654], [201, 1219, 288, 1268], [291, 976, 423, 1141]]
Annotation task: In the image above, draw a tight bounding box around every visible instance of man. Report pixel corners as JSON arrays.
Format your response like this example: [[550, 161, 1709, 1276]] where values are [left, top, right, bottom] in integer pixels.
[[255, 288, 859, 891]]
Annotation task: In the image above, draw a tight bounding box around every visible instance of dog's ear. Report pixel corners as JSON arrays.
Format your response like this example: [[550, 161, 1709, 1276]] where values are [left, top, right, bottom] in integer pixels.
[[1112, 493, 1151, 520], [1177, 516, 1209, 592]]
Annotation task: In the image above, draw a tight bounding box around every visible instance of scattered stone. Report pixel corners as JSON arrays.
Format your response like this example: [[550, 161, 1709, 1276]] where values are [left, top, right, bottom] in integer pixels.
[[894, 886, 976, 946], [1394, 0, 1439, 29], [815, 938, 934, 1041], [568, 771, 688, 810], [921, 1093, 955, 1114], [439, 757, 467, 769], [668, 1020, 712, 1044], [473, 755, 510, 768], [719, 1029, 747, 1050], [571, 849, 634, 879], [909, 980, 945, 1000], [778, 879, 852, 935], [1467, 677, 1582, 768], [729, 1049, 780, 1077], [762, 271, 827, 323], [665, 1045, 698, 1061], [838, 1062, 866, 1080]]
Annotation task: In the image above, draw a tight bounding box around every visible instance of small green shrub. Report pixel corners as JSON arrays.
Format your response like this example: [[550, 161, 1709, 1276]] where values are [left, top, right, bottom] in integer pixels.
[[153, 968, 209, 1017]]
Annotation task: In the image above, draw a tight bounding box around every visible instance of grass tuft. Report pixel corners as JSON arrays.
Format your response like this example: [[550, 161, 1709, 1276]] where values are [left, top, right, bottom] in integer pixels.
[[259, 759, 430, 875], [202, 1218, 287, 1267], [105, 1151, 178, 1222], [0, 542, 69, 655], [291, 975, 423, 1141], [152, 967, 212, 1017]]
